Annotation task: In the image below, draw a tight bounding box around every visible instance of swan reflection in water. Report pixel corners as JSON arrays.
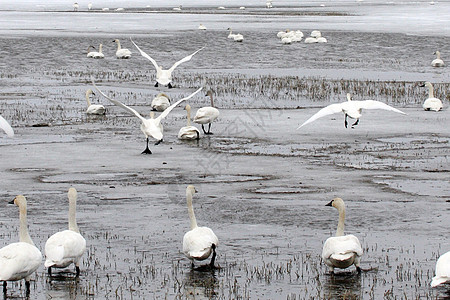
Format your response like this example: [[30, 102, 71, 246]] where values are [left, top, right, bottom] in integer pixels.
[[322, 271, 362, 299], [183, 268, 218, 300], [46, 273, 83, 299]]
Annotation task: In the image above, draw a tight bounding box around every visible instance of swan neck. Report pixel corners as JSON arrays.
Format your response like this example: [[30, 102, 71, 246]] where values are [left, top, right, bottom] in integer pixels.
[[99, 44, 103, 53], [336, 206, 345, 237], [19, 204, 34, 245], [68, 195, 80, 233], [116, 40, 121, 50], [436, 51, 441, 59], [209, 93, 214, 107], [186, 191, 198, 230], [86, 90, 92, 106], [186, 106, 191, 126], [427, 84, 434, 98]]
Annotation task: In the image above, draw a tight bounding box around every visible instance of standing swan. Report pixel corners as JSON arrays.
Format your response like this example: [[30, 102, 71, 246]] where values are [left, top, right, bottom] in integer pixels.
[[431, 51, 444, 67], [112, 39, 132, 59], [297, 93, 406, 129], [431, 251, 450, 287], [182, 185, 219, 268], [131, 39, 204, 88], [85, 89, 106, 115], [178, 104, 200, 140], [92, 79, 202, 154], [0, 115, 14, 137], [193, 90, 220, 135], [0, 195, 42, 294], [45, 188, 86, 276], [420, 82, 443, 111], [322, 198, 363, 274]]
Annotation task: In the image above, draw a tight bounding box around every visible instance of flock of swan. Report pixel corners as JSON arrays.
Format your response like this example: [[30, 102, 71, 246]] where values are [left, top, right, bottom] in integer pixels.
[[277, 30, 328, 44]]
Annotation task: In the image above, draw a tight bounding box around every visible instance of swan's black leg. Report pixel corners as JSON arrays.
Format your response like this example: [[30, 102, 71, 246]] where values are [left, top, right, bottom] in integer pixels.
[[195, 131, 200, 140], [201, 124, 208, 134], [141, 138, 152, 154], [47, 267, 52, 276], [205, 123, 213, 135], [191, 261, 195, 268], [25, 281, 30, 294], [3, 281, 6, 293], [209, 244, 217, 268], [155, 139, 163, 145], [154, 82, 159, 87], [344, 114, 348, 128], [168, 83, 173, 89], [351, 119, 359, 128], [76, 266, 80, 277], [356, 266, 361, 273]]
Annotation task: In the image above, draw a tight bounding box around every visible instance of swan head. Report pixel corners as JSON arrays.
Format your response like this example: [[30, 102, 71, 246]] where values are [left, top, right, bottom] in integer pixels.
[[419, 81, 432, 88], [184, 104, 191, 111], [434, 50, 440, 56], [206, 90, 213, 97], [9, 195, 27, 208], [86, 89, 95, 96], [325, 197, 345, 210], [346, 93, 353, 101], [112, 39, 119, 43], [186, 185, 197, 195]]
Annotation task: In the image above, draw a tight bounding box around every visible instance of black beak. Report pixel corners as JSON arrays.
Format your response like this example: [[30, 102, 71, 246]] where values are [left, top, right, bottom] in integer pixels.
[[8, 199, 15, 204], [194, 188, 199, 193], [325, 200, 333, 207], [419, 83, 425, 87]]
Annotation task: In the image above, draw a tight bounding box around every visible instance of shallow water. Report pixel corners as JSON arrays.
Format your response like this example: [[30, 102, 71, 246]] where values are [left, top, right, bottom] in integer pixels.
[[0, 4, 449, 300]]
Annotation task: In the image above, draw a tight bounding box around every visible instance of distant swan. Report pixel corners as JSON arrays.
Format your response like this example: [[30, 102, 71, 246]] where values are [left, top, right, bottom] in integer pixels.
[[178, 104, 200, 140], [0, 115, 14, 137], [173, 5, 182, 11], [431, 51, 445, 67], [183, 185, 219, 268], [193, 90, 220, 134], [131, 39, 204, 88], [92, 43, 104, 59], [151, 93, 171, 112], [45, 188, 86, 276], [112, 39, 132, 59], [431, 251, 450, 287], [0, 195, 42, 294], [93, 79, 202, 154], [322, 198, 363, 273], [86, 45, 96, 57], [85, 89, 106, 115], [198, 24, 207, 30], [297, 93, 406, 129], [227, 28, 244, 42], [420, 82, 443, 111]]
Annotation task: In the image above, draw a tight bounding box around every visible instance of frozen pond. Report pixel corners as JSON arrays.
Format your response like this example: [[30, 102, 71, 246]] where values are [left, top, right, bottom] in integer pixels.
[[0, 2, 449, 300]]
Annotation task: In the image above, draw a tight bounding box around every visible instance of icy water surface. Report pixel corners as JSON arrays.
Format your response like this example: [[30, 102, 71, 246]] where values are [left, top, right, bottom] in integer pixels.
[[0, 3, 449, 300]]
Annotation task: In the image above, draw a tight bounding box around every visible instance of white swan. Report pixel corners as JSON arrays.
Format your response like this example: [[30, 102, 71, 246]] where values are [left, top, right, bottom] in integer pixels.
[[173, 5, 182, 11], [86, 45, 96, 57], [113, 39, 132, 59], [93, 79, 202, 154], [0, 115, 14, 137], [131, 39, 204, 88], [151, 93, 171, 112], [431, 51, 445, 67], [45, 188, 86, 276], [92, 44, 104, 59], [310, 30, 321, 38], [0, 195, 42, 294], [227, 28, 244, 42], [322, 198, 363, 273], [193, 90, 220, 135], [198, 24, 207, 30], [282, 37, 292, 44], [87, 3, 92, 10], [178, 104, 200, 140], [421, 82, 443, 111], [183, 185, 219, 268], [73, 2, 79, 11], [85, 89, 106, 115], [431, 251, 450, 287], [297, 93, 406, 129], [304, 36, 318, 43]]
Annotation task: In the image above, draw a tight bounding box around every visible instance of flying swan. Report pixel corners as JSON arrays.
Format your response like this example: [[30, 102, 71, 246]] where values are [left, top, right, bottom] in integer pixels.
[[297, 93, 406, 129], [45, 188, 86, 276], [0, 195, 42, 294], [92, 79, 202, 154], [322, 198, 363, 274], [0, 115, 14, 137], [420, 82, 443, 111], [131, 39, 204, 88], [183, 185, 219, 268], [193, 90, 220, 134], [431, 251, 450, 287], [85, 89, 106, 115], [178, 104, 200, 140]]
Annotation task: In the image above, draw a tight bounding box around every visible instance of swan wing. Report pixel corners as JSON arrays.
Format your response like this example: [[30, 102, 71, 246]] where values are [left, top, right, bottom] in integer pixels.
[[183, 227, 218, 259], [0, 243, 42, 281], [356, 100, 406, 115], [156, 87, 203, 122], [322, 235, 363, 260], [92, 80, 146, 122], [193, 107, 220, 124], [0, 115, 14, 137], [431, 251, 450, 287], [168, 47, 204, 72], [130, 39, 159, 70], [45, 230, 86, 267], [297, 103, 344, 129]]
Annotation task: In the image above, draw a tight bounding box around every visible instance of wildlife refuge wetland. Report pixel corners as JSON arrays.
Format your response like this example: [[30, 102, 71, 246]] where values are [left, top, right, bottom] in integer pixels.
[[0, 2, 449, 300]]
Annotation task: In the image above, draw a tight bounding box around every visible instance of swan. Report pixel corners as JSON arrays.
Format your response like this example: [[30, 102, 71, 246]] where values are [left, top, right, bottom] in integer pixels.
[[86, 45, 96, 57], [297, 93, 406, 129], [282, 37, 292, 44], [218, 6, 226, 10], [227, 28, 236, 39], [431, 251, 450, 287], [304, 36, 318, 43], [92, 79, 202, 154], [92, 44, 104, 59], [131, 39, 204, 88], [45, 188, 86, 276], [193, 90, 220, 135], [310, 30, 321, 38], [0, 195, 42, 294], [227, 28, 244, 42], [173, 5, 182, 11], [240, 6, 246, 10], [0, 115, 14, 137], [88, 3, 92, 10], [151, 93, 171, 112], [73, 2, 79, 11], [322, 198, 363, 274], [183, 185, 219, 268], [317, 36, 327, 43], [198, 24, 207, 30], [85, 89, 105, 115], [112, 39, 132, 59], [178, 104, 200, 140], [431, 51, 444, 67], [420, 82, 443, 111]]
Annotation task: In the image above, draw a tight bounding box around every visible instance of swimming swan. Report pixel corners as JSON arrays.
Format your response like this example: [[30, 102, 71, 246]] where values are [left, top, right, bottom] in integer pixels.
[[431, 251, 450, 287], [0, 195, 42, 294], [45, 188, 86, 276], [86, 45, 96, 57], [431, 51, 444, 67], [151, 93, 171, 112], [297, 93, 406, 129], [178, 104, 200, 140], [85, 89, 106, 115], [322, 198, 363, 274], [92, 79, 202, 154], [131, 39, 204, 88], [420, 82, 443, 111], [227, 28, 244, 42], [0, 115, 14, 137], [193, 90, 220, 135], [113, 39, 132, 59], [92, 44, 104, 59], [198, 24, 207, 30], [183, 185, 219, 268]]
